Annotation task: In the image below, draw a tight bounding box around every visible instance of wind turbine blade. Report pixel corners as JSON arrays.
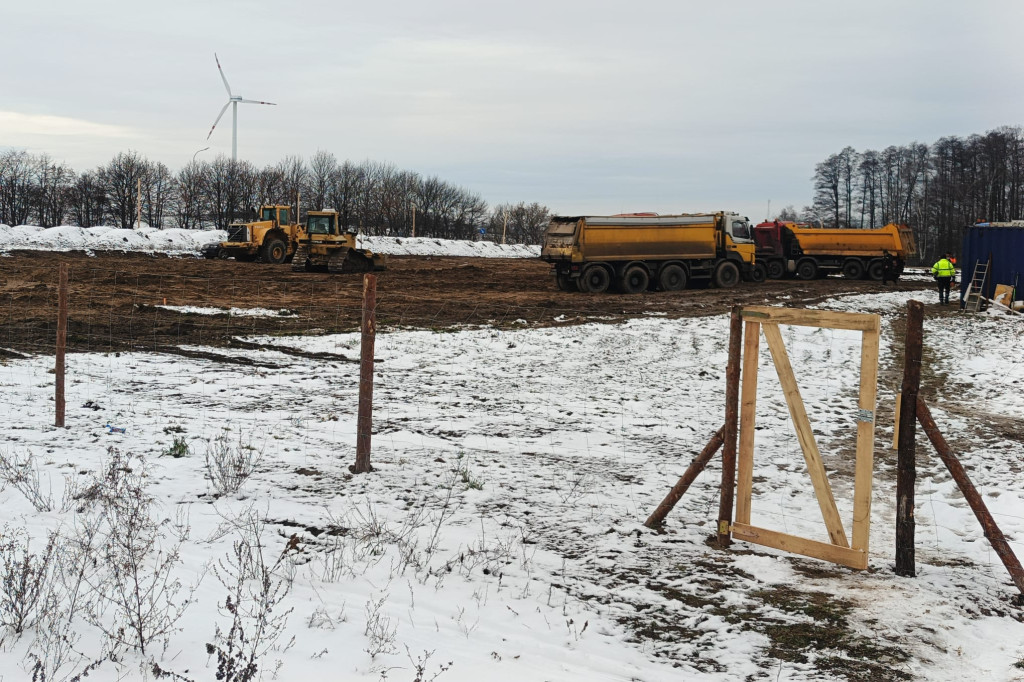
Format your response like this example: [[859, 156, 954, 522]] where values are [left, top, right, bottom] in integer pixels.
[[238, 98, 277, 106], [206, 101, 231, 140], [214, 52, 232, 97]]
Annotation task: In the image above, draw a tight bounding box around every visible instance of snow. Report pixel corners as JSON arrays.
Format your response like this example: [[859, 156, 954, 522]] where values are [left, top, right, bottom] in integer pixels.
[[0, 223, 541, 258], [155, 305, 299, 318], [0, 266, 1022, 678]]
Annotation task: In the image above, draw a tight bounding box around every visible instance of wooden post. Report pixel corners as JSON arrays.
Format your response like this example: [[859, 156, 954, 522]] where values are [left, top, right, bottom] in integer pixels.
[[717, 307, 743, 546], [55, 263, 68, 428], [917, 398, 1024, 596], [735, 320, 761, 525], [352, 274, 377, 474], [411, 200, 416, 238], [891, 391, 901, 450], [136, 178, 142, 229], [895, 300, 924, 577], [645, 426, 725, 528]]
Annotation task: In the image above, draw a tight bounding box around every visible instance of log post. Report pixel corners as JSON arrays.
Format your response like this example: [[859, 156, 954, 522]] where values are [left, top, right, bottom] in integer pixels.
[[55, 263, 68, 428], [895, 300, 923, 576], [645, 426, 726, 529], [917, 398, 1024, 596], [716, 307, 743, 546], [352, 274, 377, 474]]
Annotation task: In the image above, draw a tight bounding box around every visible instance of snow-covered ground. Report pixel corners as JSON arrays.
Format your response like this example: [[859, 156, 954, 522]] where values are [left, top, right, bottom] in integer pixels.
[[0, 287, 1021, 681], [0, 223, 541, 258]]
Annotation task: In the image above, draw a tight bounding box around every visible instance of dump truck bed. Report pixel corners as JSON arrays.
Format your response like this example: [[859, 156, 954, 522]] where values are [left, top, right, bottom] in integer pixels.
[[790, 223, 915, 258]]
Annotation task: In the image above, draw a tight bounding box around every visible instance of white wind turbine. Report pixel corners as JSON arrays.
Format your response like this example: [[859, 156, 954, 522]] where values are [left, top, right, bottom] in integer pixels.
[[206, 53, 276, 162]]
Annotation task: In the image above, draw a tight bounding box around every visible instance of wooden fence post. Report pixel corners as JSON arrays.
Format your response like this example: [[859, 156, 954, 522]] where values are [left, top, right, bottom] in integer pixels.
[[717, 307, 743, 546], [916, 398, 1024, 596], [645, 426, 726, 529], [55, 263, 68, 428], [352, 274, 377, 474], [895, 300, 924, 577]]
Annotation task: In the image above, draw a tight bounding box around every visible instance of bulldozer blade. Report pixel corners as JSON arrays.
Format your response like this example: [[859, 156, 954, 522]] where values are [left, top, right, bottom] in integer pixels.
[[328, 248, 381, 274]]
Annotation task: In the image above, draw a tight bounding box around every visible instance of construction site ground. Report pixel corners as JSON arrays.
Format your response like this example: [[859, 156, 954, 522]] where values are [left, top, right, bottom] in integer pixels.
[[1, 250, 938, 357]]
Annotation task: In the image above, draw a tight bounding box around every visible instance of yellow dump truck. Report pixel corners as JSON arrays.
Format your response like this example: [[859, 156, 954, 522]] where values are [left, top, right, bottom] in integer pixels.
[[204, 205, 305, 263], [541, 212, 758, 293], [754, 221, 916, 280]]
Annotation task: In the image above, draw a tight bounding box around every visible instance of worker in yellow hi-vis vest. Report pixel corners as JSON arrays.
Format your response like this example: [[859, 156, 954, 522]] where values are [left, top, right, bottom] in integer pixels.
[[931, 252, 956, 305]]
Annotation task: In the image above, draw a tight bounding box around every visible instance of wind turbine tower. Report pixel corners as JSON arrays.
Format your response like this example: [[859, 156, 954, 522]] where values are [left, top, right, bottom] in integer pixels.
[[206, 53, 275, 162]]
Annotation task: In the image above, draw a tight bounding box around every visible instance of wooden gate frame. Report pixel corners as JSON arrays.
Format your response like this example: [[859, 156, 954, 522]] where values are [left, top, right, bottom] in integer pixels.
[[730, 306, 880, 570]]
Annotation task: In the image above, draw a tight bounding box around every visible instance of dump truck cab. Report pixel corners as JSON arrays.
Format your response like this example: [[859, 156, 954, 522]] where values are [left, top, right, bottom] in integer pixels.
[[722, 214, 756, 264], [210, 205, 303, 263], [291, 211, 387, 273]]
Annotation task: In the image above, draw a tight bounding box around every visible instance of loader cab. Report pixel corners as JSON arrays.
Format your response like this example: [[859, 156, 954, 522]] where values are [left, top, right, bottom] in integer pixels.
[[260, 206, 290, 226]]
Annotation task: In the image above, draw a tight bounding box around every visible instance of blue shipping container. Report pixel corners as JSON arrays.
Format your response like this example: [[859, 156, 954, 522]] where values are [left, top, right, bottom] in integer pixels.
[[959, 225, 1024, 304]]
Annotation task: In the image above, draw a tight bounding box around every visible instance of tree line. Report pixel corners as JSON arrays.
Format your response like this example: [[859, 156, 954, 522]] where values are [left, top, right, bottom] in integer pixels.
[[0, 149, 551, 244], [800, 125, 1024, 262]]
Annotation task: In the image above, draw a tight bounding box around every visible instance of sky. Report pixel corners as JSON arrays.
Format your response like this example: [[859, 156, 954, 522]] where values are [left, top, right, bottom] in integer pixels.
[[3, 0, 1023, 220]]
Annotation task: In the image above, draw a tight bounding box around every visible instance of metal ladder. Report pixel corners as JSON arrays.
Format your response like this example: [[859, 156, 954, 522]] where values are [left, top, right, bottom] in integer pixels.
[[963, 259, 990, 312]]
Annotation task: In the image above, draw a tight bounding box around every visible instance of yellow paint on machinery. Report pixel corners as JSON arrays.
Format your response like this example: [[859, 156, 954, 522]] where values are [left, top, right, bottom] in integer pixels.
[[209, 205, 306, 264], [541, 212, 758, 293], [790, 223, 916, 259], [291, 211, 386, 273]]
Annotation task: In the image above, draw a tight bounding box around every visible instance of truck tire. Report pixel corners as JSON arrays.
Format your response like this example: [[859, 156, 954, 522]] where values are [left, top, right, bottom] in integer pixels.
[[262, 238, 288, 264], [556, 273, 577, 292], [747, 263, 767, 283], [796, 259, 817, 280], [658, 264, 687, 291], [842, 259, 865, 280], [620, 266, 649, 294], [766, 260, 785, 280], [867, 259, 884, 281], [579, 265, 611, 294], [713, 261, 740, 288]]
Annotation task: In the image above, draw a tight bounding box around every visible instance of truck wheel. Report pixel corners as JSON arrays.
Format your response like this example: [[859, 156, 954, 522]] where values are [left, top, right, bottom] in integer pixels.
[[262, 238, 287, 264], [579, 265, 611, 294], [867, 259, 884, 281], [216, 248, 229, 260], [658, 264, 687, 291], [842, 259, 865, 280], [747, 263, 767, 283], [766, 260, 785, 279], [713, 261, 740, 288], [620, 266, 649, 294], [796, 259, 817, 280], [556, 273, 577, 292]]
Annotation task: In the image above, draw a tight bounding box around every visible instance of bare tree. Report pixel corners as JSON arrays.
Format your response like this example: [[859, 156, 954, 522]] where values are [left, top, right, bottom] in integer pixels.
[[141, 160, 174, 229], [97, 150, 149, 229], [305, 150, 339, 215], [487, 201, 550, 244], [0, 150, 36, 226], [174, 161, 209, 230], [32, 154, 75, 227], [69, 170, 107, 227]]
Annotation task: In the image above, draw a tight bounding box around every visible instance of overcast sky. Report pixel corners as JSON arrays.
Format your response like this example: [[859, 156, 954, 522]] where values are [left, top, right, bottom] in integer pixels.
[[3, 0, 1022, 220]]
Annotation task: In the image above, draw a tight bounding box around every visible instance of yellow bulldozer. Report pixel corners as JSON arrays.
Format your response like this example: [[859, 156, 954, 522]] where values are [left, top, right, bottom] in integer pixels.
[[291, 211, 387, 273], [203, 205, 304, 263]]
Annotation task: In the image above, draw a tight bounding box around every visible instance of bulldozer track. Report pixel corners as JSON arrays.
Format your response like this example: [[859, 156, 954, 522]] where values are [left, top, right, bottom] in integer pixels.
[[291, 244, 310, 271]]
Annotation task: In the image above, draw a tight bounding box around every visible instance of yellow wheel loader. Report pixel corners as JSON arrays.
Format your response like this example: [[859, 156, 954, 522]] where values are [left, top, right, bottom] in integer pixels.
[[203, 205, 305, 264], [291, 211, 387, 273]]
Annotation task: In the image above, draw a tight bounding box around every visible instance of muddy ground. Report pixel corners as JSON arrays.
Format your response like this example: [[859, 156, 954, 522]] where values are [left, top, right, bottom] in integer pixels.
[[1, 250, 937, 357]]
